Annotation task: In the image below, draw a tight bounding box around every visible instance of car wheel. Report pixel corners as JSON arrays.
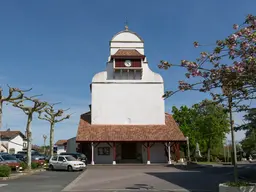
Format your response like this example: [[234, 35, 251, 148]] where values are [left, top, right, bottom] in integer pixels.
[[49, 164, 54, 171], [67, 165, 73, 172]]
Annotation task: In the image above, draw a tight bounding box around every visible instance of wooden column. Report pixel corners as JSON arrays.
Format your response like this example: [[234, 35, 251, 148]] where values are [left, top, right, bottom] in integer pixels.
[[147, 142, 150, 164], [168, 142, 172, 164], [91, 142, 95, 165], [113, 142, 116, 165]]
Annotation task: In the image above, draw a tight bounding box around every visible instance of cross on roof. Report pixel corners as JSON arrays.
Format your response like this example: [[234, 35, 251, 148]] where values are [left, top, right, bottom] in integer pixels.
[[124, 18, 129, 31]]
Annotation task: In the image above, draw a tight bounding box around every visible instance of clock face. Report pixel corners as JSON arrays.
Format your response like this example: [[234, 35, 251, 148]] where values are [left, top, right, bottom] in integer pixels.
[[124, 60, 132, 67]]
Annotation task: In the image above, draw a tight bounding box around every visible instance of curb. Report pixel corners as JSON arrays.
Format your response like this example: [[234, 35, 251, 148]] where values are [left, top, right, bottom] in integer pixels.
[[87, 164, 168, 167], [0, 168, 46, 181]]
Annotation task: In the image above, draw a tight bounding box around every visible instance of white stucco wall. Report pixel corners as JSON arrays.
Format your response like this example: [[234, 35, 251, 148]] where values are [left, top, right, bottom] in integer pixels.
[[92, 83, 164, 125], [150, 143, 167, 163], [0, 141, 8, 153], [92, 142, 167, 164], [94, 143, 113, 164], [8, 135, 24, 154], [141, 143, 167, 163], [66, 137, 77, 153], [57, 145, 66, 154]]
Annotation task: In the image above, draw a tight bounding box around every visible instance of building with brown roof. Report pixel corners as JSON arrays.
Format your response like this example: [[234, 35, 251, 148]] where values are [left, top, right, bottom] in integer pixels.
[[0, 130, 27, 154], [76, 25, 186, 165], [54, 140, 67, 154]]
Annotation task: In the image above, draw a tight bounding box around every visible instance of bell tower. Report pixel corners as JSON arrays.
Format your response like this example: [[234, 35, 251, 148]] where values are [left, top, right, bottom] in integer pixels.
[[91, 27, 165, 125], [107, 26, 146, 80]]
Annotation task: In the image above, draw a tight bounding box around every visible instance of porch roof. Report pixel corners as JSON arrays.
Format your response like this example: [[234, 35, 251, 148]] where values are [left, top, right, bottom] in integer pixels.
[[76, 112, 186, 142]]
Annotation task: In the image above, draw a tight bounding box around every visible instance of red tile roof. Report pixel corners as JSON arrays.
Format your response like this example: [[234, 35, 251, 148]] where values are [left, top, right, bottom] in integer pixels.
[[111, 49, 145, 58], [55, 140, 67, 146], [76, 112, 186, 142], [0, 131, 26, 140]]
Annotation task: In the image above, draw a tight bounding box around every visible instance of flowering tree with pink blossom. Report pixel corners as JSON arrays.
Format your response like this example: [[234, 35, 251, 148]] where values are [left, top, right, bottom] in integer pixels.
[[159, 14, 256, 182]]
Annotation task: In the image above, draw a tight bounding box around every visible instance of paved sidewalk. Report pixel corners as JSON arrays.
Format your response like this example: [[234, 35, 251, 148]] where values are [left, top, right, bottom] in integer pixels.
[[63, 165, 230, 192]]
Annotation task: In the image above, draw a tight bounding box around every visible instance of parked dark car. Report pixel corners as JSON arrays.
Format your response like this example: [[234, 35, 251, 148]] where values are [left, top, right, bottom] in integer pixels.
[[17, 151, 45, 158], [12, 154, 26, 162], [17, 151, 46, 164], [60, 152, 88, 165], [0, 154, 21, 170]]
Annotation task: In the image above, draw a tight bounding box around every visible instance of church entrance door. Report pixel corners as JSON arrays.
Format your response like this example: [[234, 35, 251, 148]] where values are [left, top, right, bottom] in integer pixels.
[[121, 142, 137, 159]]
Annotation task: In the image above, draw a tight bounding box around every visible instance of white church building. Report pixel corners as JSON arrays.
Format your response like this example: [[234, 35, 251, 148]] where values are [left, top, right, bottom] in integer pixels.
[[76, 26, 185, 164]]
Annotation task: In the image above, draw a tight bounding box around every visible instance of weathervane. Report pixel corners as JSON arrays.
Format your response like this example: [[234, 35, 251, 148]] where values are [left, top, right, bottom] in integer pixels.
[[124, 18, 129, 31]]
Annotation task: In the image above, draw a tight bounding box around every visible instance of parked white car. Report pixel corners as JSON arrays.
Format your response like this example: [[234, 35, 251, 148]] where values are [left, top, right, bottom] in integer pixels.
[[49, 155, 86, 171]]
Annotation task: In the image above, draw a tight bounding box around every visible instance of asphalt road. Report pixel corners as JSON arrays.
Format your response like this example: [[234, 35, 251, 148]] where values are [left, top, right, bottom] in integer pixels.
[[0, 164, 255, 192], [0, 170, 83, 192]]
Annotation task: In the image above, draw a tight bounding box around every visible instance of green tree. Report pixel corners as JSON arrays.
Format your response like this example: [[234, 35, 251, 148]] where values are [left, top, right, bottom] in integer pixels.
[[172, 100, 229, 162], [172, 105, 199, 151], [235, 108, 256, 154], [194, 100, 229, 162]]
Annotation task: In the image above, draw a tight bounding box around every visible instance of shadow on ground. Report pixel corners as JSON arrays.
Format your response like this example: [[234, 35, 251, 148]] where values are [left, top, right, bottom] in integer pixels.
[[145, 170, 231, 192], [169, 163, 256, 182]]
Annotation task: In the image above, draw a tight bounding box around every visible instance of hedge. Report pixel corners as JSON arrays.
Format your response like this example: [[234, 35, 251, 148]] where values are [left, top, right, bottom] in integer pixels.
[[0, 165, 11, 177]]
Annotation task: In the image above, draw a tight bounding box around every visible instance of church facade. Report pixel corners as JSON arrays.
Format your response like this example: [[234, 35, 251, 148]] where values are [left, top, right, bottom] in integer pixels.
[[76, 26, 186, 164]]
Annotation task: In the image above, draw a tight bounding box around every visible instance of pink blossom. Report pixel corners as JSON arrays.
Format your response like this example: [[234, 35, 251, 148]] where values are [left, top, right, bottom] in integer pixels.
[[201, 52, 207, 58], [229, 50, 235, 56], [193, 41, 199, 48], [231, 34, 238, 41], [233, 24, 239, 30]]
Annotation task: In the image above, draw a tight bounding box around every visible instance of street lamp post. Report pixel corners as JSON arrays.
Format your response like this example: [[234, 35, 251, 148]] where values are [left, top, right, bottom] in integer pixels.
[[186, 136, 191, 162]]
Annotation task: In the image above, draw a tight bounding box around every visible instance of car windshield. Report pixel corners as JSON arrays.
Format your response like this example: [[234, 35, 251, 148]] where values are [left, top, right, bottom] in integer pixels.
[[65, 156, 77, 161], [2, 155, 17, 160]]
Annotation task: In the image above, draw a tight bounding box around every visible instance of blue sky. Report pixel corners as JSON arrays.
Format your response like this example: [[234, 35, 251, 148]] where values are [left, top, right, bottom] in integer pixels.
[[0, 0, 255, 145]]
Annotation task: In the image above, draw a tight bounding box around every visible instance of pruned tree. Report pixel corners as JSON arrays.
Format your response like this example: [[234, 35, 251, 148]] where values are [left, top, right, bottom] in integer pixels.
[[11, 96, 47, 170], [0, 85, 31, 129], [43, 134, 47, 155], [38, 103, 71, 157]]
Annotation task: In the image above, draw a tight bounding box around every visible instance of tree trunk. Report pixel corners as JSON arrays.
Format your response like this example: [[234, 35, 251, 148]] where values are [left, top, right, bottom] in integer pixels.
[[26, 113, 33, 170], [228, 96, 238, 182], [49, 123, 54, 157], [207, 139, 211, 162], [43, 139, 46, 155], [0, 101, 2, 152], [0, 101, 2, 130]]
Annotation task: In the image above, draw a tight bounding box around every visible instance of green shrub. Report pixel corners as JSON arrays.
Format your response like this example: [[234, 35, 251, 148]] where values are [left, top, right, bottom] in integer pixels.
[[0, 165, 11, 177], [31, 162, 38, 169], [20, 162, 27, 170]]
